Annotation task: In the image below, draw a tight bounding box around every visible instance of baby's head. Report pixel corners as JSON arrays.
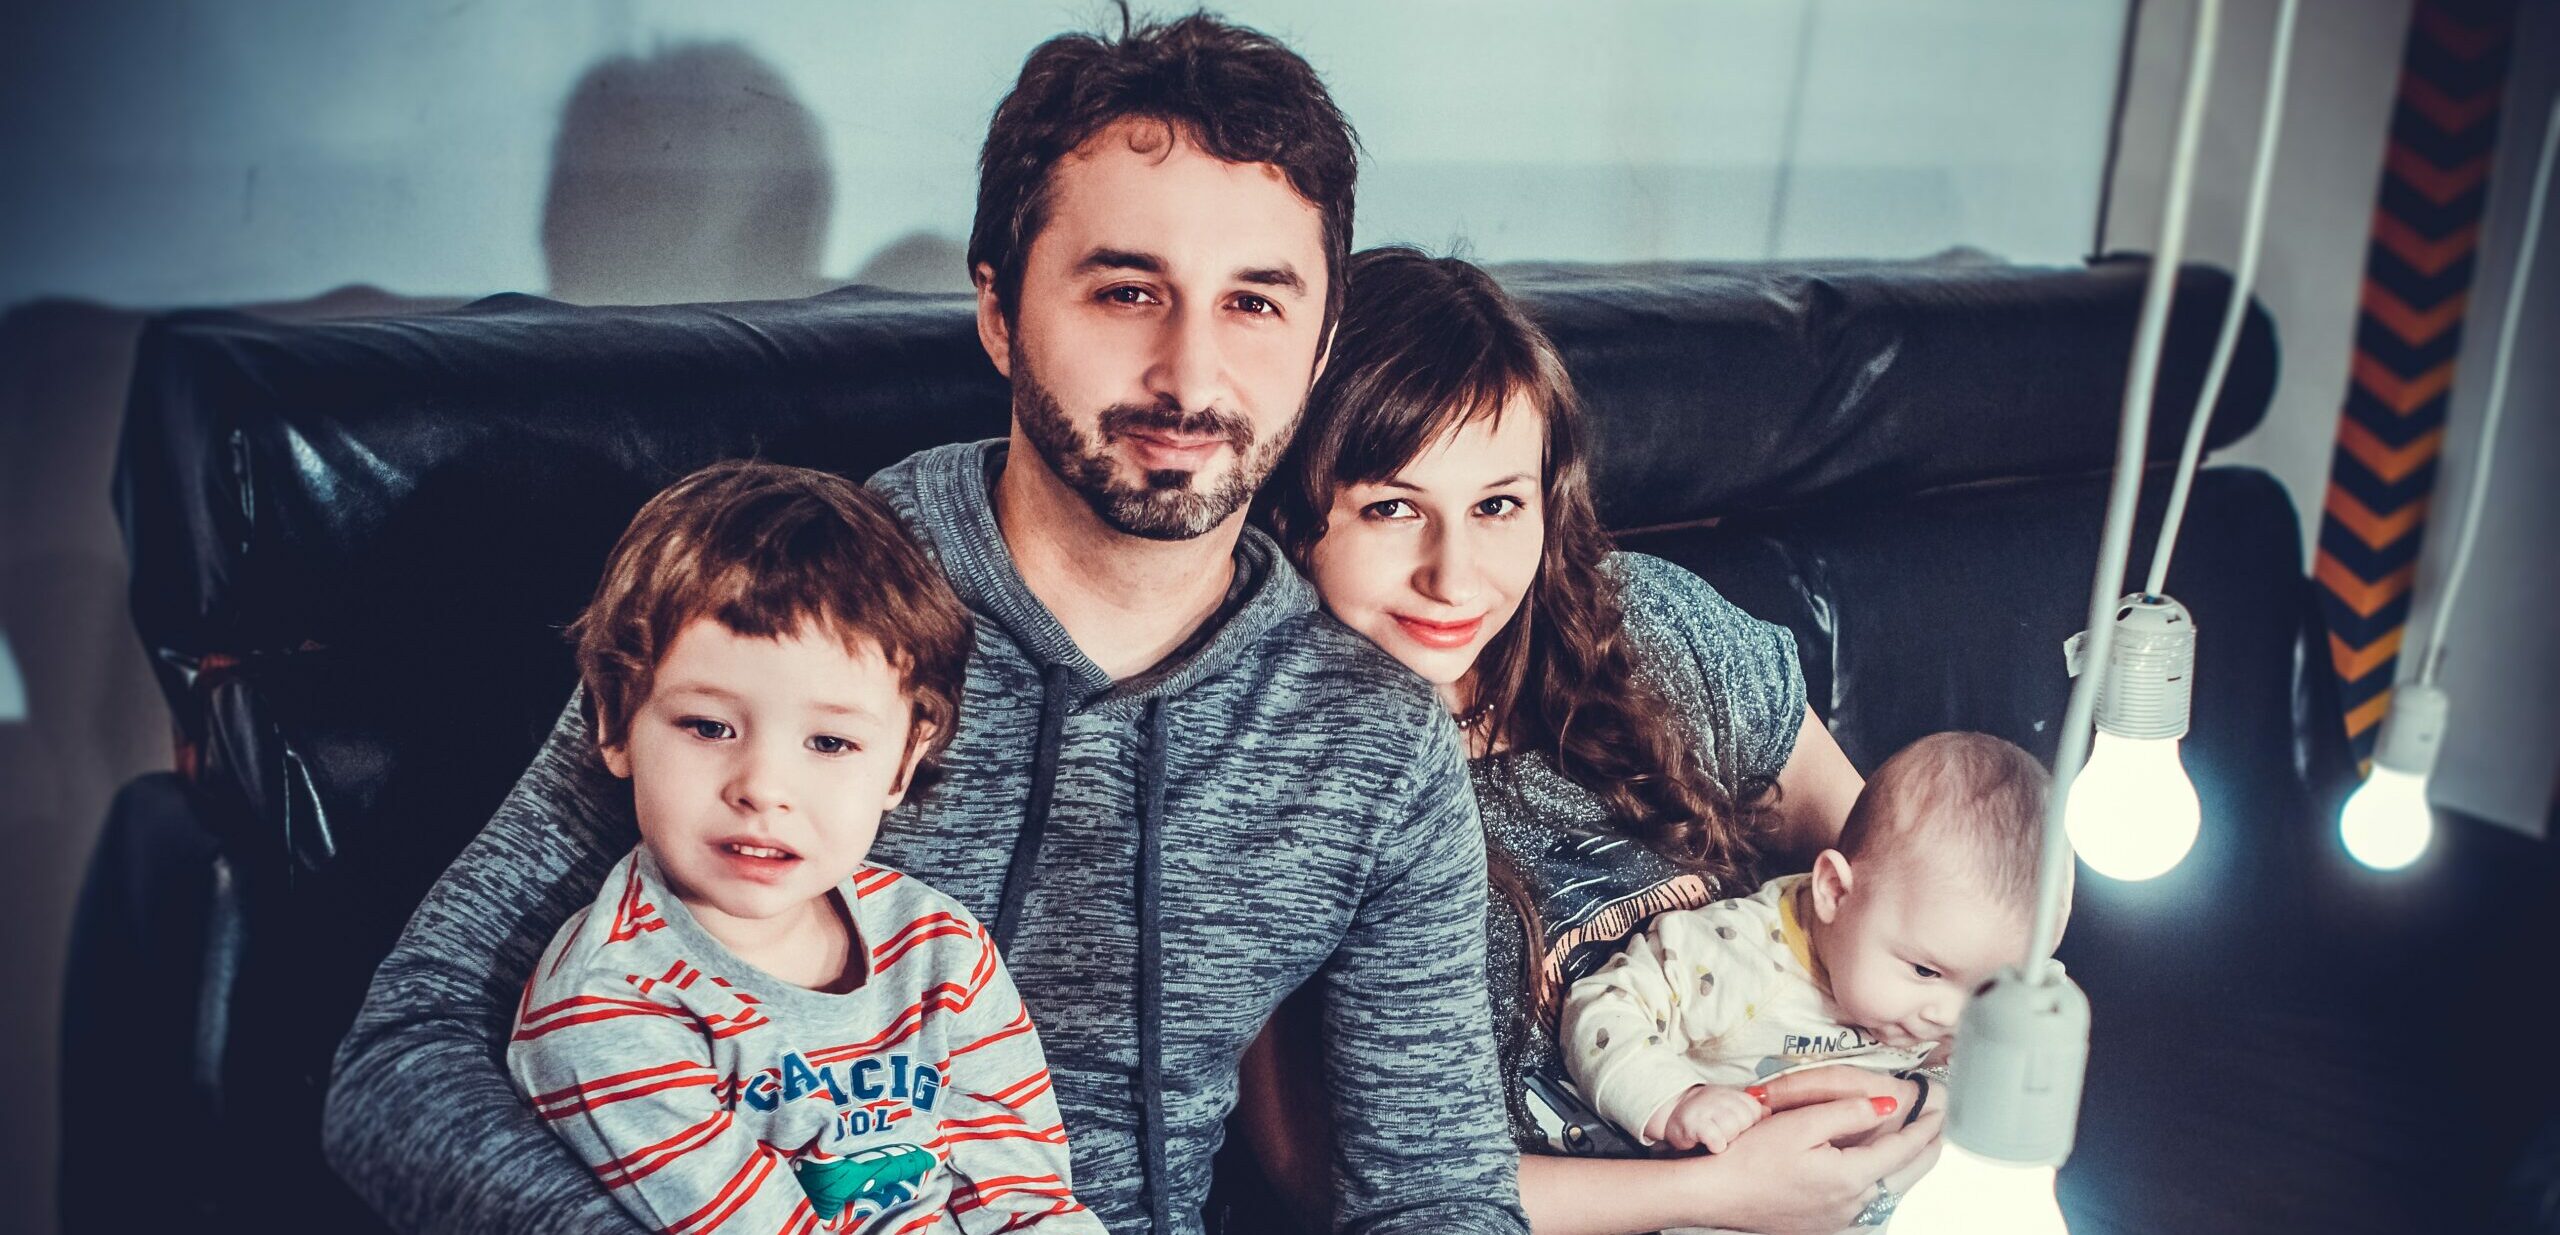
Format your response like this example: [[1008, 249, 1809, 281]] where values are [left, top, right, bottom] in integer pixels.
[[1804, 732, 2057, 1049], [569, 460, 972, 927]]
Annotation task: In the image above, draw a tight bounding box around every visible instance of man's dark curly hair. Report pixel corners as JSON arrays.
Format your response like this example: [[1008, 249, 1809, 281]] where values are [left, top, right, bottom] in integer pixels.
[[968, 7, 1359, 336]]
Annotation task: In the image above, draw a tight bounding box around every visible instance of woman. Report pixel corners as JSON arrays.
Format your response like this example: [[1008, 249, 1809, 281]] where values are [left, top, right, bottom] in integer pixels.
[[1238, 248, 1938, 1234]]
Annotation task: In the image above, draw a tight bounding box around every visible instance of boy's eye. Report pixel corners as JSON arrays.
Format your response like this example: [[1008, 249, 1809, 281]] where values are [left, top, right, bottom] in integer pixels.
[[681, 718, 734, 741], [807, 734, 857, 756], [1911, 964, 1942, 980], [1475, 495, 1525, 518], [1360, 498, 1416, 522]]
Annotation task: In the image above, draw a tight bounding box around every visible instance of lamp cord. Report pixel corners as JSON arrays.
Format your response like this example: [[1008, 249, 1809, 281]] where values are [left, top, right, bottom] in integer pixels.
[[2145, 0, 2298, 598], [2034, 0, 2222, 974], [2415, 94, 2560, 687]]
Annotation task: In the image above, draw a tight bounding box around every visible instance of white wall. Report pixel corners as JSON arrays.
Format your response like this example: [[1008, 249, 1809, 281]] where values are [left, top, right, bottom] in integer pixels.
[[2105, 0, 2558, 838], [1, 0, 2127, 309]]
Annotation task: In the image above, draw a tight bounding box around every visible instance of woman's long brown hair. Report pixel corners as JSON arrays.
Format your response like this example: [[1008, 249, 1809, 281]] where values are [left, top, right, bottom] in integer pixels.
[[1262, 247, 1760, 1019]]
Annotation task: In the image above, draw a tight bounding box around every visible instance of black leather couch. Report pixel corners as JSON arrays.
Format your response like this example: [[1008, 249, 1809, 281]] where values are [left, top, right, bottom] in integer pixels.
[[64, 258, 2555, 1233]]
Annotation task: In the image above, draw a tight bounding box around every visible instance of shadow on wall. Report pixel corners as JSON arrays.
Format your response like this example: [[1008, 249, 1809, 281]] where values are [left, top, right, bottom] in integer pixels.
[[852, 230, 972, 295], [543, 42, 840, 306]]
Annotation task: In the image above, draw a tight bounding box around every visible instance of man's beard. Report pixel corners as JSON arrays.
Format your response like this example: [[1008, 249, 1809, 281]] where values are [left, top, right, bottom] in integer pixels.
[[1010, 346, 1296, 542]]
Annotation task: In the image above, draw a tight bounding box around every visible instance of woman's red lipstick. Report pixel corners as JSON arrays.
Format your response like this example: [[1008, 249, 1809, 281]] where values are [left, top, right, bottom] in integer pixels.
[[1393, 614, 1485, 649]]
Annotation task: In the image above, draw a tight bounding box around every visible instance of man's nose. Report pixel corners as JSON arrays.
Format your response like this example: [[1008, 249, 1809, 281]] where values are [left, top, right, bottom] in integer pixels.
[[1145, 303, 1230, 415]]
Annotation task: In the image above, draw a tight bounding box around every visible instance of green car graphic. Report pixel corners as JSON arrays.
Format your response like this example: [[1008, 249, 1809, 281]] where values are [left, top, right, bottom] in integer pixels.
[[794, 1143, 937, 1223]]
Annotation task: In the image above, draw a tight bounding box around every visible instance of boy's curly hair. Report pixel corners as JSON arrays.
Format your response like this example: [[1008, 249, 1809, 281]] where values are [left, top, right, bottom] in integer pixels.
[[568, 460, 973, 791]]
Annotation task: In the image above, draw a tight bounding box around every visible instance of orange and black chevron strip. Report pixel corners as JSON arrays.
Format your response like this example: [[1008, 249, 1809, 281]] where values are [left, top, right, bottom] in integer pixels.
[[2314, 0, 2516, 765]]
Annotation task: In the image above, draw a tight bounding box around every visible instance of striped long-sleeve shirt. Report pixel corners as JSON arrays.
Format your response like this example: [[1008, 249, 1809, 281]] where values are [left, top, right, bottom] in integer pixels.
[[506, 848, 1105, 1235]]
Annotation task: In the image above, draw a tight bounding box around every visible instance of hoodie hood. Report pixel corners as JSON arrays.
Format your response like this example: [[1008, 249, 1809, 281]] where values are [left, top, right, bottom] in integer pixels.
[[870, 439, 1316, 711]]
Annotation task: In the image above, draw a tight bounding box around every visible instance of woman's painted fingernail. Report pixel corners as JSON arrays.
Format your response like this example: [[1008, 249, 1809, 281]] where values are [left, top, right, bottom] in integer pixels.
[[1745, 1085, 1770, 1105], [1870, 1096, 1900, 1117]]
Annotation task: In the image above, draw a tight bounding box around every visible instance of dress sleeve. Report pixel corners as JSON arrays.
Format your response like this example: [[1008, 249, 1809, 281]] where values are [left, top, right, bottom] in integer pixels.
[[1609, 552, 1809, 791]]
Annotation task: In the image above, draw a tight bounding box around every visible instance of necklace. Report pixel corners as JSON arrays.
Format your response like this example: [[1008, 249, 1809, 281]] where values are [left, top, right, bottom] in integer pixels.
[[1452, 701, 1497, 732]]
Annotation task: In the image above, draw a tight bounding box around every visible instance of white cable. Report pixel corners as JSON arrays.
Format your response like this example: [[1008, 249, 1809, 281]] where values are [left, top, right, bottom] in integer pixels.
[[2035, 0, 2222, 971], [2416, 94, 2560, 686], [2145, 0, 2297, 597]]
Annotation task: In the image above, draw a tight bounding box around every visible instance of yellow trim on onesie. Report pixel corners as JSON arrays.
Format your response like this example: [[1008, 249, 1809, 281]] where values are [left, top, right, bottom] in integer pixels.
[[1774, 873, 1825, 989]]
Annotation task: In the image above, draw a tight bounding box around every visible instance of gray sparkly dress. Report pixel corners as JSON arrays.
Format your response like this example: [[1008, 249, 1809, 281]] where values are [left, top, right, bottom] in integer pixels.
[[1476, 553, 1807, 1154]]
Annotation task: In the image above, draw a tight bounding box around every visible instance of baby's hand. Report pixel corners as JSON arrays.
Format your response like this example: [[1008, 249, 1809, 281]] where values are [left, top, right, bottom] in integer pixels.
[[1659, 1084, 1768, 1153]]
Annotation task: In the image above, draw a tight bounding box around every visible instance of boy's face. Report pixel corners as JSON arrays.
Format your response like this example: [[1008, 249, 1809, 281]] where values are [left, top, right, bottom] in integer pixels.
[[976, 117, 1332, 541], [1808, 847, 2029, 1049], [600, 618, 928, 934]]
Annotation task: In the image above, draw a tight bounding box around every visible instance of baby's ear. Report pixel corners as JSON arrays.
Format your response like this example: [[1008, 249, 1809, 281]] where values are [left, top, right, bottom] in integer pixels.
[[1809, 849, 1854, 923]]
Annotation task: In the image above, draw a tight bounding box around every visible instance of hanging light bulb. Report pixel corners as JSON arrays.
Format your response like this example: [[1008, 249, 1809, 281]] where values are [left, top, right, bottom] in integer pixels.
[[2340, 682, 2446, 870], [1891, 964, 2089, 1235], [2063, 594, 2201, 881], [1891, 1145, 2067, 1234]]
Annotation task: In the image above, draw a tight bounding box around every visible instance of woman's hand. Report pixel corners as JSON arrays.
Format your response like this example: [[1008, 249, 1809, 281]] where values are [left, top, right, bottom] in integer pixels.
[[1759, 1065, 1924, 1148], [1669, 1071, 1941, 1234]]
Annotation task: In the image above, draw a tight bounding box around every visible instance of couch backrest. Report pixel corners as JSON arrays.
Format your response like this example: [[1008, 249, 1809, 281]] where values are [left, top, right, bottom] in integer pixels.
[[119, 258, 2272, 663]]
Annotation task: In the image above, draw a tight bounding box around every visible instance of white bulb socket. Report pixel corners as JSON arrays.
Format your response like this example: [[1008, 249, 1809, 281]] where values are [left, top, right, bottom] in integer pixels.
[[1942, 963, 2092, 1166], [2366, 681, 2448, 777], [2087, 594, 2196, 741]]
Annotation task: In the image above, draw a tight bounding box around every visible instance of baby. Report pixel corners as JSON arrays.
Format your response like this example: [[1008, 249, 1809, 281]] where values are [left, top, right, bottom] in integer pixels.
[[507, 460, 1102, 1232], [1562, 731, 2057, 1155]]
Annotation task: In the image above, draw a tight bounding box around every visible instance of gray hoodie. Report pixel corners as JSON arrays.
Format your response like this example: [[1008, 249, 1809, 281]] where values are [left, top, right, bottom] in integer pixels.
[[324, 441, 1526, 1235]]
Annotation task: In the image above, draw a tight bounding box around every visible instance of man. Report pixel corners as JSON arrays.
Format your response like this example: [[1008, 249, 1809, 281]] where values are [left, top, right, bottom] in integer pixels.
[[322, 14, 1526, 1235]]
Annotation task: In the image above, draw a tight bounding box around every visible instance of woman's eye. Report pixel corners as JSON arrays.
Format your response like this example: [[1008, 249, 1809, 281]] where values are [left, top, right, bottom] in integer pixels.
[[1911, 964, 1942, 980], [806, 734, 856, 756], [1475, 495, 1525, 518], [681, 718, 734, 741], [1360, 499, 1416, 521]]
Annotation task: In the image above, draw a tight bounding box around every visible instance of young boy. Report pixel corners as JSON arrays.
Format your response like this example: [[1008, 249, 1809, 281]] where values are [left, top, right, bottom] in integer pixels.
[[1561, 731, 2057, 1157], [506, 461, 1103, 1233]]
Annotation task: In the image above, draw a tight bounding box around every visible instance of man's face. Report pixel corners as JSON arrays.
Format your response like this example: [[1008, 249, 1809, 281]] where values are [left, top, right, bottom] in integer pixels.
[[978, 118, 1331, 541]]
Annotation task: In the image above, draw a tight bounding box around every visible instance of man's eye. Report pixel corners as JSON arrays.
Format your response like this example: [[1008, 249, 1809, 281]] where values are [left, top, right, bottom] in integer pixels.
[[681, 718, 734, 741], [1231, 293, 1277, 316], [1100, 285, 1157, 306], [807, 735, 857, 756], [1361, 499, 1416, 521], [1476, 495, 1526, 518], [1912, 964, 1942, 980]]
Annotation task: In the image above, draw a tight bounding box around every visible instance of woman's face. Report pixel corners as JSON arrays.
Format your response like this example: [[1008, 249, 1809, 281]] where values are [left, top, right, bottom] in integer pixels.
[[1304, 398, 1547, 692]]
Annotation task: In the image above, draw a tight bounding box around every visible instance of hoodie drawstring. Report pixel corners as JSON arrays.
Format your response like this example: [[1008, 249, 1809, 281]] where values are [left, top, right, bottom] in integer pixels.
[[992, 664, 1073, 952], [1137, 699, 1173, 1234], [990, 670, 1177, 1233]]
